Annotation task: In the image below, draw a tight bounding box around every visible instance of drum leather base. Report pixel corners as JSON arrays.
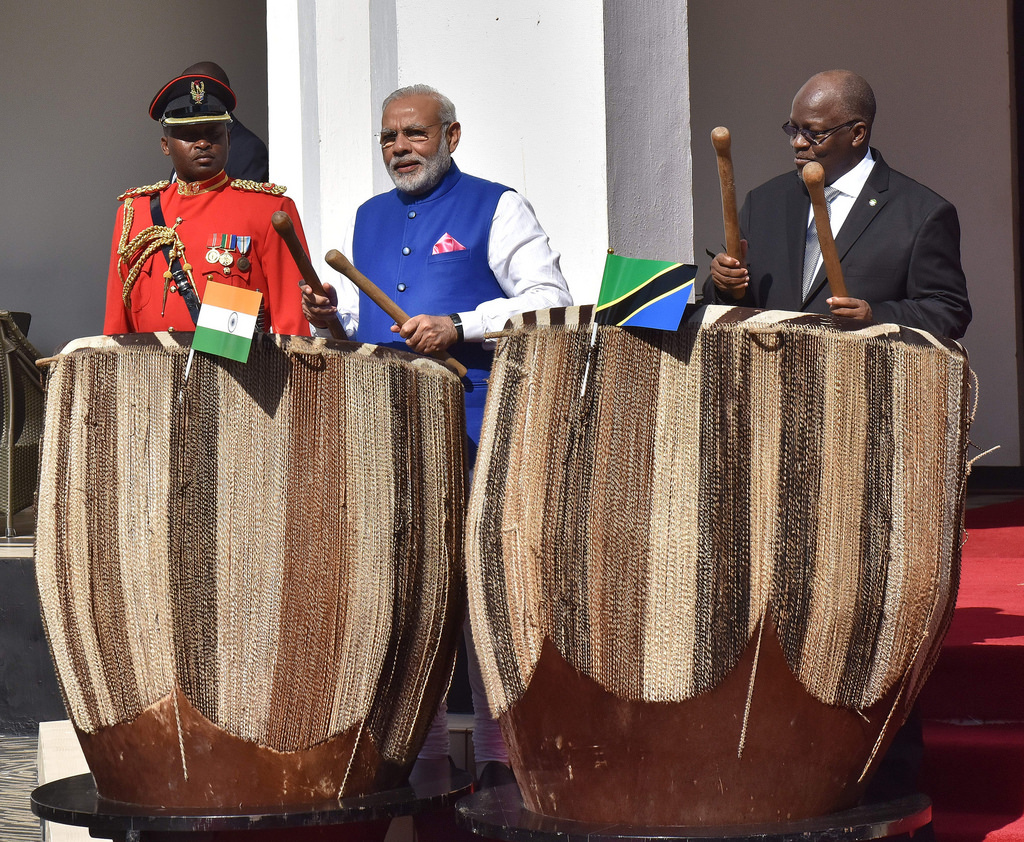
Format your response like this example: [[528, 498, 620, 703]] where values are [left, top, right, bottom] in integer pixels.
[[501, 619, 906, 826], [76, 687, 405, 809]]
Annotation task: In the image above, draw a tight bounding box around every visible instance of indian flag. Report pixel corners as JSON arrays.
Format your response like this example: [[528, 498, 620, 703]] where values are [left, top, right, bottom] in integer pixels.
[[191, 281, 262, 363], [596, 253, 697, 331]]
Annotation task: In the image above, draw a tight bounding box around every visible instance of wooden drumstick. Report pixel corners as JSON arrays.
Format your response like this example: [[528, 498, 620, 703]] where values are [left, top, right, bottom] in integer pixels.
[[801, 162, 849, 299], [324, 249, 468, 378], [711, 126, 746, 301], [271, 211, 348, 341]]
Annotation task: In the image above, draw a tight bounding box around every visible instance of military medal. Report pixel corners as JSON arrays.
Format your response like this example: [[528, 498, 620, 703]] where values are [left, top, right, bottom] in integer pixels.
[[206, 234, 249, 274], [236, 236, 251, 272]]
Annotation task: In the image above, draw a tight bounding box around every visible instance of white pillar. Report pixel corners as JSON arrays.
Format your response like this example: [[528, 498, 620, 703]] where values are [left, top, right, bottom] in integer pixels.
[[267, 0, 378, 275], [266, 0, 695, 308]]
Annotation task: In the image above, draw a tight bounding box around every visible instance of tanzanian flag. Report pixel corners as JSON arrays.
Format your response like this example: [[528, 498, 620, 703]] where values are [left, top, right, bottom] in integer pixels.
[[595, 253, 696, 330], [191, 281, 262, 363]]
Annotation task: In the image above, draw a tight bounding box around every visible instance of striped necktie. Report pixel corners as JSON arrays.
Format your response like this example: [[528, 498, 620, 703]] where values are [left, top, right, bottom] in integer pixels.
[[802, 184, 841, 299]]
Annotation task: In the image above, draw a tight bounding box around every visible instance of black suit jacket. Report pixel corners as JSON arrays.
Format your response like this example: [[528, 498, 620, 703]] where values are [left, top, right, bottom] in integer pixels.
[[702, 150, 971, 339], [226, 116, 270, 183]]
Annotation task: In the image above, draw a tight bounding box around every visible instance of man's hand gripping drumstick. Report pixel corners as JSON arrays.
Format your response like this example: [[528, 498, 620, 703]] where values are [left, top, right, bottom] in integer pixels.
[[316, 249, 468, 378], [271, 211, 348, 341], [801, 162, 873, 321], [709, 127, 748, 300]]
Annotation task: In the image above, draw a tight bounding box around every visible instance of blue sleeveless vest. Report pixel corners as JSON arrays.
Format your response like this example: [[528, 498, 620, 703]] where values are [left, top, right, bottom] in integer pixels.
[[352, 162, 511, 453]]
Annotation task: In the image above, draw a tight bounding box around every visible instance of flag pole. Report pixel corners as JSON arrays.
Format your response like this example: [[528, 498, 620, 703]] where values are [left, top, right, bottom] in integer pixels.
[[581, 248, 614, 398], [176, 347, 196, 405]]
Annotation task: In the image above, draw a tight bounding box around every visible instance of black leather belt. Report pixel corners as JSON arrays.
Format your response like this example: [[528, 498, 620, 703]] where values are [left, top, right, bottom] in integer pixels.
[[150, 193, 201, 325]]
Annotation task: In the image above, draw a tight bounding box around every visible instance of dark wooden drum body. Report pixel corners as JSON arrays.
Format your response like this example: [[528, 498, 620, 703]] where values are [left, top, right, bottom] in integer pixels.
[[466, 305, 971, 826], [36, 333, 466, 809]]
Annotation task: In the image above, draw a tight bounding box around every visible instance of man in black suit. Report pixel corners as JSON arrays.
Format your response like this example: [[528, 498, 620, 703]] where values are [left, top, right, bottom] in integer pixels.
[[705, 70, 971, 340]]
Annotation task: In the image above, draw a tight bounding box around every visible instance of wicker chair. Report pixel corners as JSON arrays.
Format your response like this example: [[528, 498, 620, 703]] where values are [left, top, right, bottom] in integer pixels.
[[1, 311, 44, 537]]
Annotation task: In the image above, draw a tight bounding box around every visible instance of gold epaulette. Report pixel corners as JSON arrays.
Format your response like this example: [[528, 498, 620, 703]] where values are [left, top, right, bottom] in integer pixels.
[[117, 180, 170, 202], [230, 179, 288, 196]]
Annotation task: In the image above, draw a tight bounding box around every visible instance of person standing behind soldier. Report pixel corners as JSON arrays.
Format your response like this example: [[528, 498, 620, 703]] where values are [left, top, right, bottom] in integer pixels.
[[179, 61, 270, 182], [104, 70, 309, 336], [302, 84, 572, 787], [705, 69, 970, 340]]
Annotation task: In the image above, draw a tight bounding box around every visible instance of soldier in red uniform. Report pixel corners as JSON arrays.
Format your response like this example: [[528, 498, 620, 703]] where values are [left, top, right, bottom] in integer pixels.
[[103, 71, 310, 336]]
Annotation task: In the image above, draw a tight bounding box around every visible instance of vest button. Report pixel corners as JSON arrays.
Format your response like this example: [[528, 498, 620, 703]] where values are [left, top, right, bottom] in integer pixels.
[[397, 283, 407, 292], [402, 246, 411, 255], [408, 211, 417, 219]]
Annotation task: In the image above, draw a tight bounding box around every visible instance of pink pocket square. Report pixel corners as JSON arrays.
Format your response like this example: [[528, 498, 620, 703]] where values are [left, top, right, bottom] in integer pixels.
[[432, 233, 466, 254]]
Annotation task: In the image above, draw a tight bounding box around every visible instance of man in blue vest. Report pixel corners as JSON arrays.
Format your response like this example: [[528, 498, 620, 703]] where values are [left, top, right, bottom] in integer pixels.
[[302, 84, 571, 786], [304, 85, 571, 462]]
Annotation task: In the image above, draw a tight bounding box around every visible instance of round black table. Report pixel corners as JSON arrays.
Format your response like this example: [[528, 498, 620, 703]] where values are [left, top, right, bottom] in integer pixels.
[[31, 759, 472, 840], [456, 785, 931, 842]]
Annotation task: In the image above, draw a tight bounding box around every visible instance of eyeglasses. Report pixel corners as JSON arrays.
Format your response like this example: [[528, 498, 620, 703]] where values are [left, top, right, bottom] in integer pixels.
[[782, 120, 859, 146], [376, 123, 444, 149]]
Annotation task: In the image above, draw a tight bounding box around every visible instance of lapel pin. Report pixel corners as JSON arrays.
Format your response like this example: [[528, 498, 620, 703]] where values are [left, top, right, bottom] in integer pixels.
[[869, 198, 878, 207]]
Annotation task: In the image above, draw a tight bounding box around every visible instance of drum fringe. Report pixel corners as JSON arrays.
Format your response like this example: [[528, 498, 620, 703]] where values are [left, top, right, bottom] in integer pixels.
[[172, 689, 189, 781], [736, 613, 766, 758], [967, 365, 979, 429], [968, 444, 1000, 469], [964, 367, 995, 470], [340, 718, 366, 794], [858, 656, 913, 782]]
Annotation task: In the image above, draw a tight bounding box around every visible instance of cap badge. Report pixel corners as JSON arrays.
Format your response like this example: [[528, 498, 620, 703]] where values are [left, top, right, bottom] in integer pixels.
[[190, 80, 205, 104]]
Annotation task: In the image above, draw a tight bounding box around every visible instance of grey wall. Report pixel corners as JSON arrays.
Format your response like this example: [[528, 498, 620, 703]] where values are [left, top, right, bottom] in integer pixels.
[[688, 1, 1022, 466], [605, 0, 694, 263], [1, 0, 268, 357]]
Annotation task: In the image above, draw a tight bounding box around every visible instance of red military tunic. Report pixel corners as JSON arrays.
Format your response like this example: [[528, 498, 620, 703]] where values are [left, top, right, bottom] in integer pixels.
[[104, 172, 311, 336]]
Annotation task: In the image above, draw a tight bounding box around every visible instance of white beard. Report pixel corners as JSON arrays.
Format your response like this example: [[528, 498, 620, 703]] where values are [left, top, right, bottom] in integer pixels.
[[388, 143, 452, 195]]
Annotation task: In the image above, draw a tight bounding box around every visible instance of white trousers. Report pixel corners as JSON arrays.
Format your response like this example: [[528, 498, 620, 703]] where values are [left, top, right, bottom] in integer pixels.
[[417, 614, 509, 766]]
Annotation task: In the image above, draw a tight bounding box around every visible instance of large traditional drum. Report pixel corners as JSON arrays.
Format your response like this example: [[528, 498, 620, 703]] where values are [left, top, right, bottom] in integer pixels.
[[466, 305, 971, 826], [36, 333, 466, 809]]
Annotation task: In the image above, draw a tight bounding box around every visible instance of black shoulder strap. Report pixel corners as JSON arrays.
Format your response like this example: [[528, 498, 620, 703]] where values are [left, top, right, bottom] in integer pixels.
[[150, 193, 201, 325]]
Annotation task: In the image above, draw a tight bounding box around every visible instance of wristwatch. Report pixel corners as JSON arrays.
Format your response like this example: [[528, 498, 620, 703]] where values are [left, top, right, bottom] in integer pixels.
[[448, 312, 464, 342]]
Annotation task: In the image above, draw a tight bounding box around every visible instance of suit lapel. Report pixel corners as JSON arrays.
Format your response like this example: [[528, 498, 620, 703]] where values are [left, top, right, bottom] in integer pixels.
[[805, 152, 891, 303]]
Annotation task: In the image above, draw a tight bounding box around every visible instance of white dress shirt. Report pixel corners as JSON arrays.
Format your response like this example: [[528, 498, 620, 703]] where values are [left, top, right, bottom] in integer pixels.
[[805, 148, 876, 282]]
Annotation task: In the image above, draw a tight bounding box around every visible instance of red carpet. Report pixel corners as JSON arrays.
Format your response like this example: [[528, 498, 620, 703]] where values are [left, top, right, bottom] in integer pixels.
[[920, 497, 1024, 842]]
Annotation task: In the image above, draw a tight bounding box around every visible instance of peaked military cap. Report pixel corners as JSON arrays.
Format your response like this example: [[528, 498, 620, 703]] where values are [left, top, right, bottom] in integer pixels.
[[149, 74, 236, 125]]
